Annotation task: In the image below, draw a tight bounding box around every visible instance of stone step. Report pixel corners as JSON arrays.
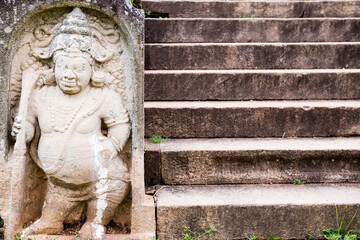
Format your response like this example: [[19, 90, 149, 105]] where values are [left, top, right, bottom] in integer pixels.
[[144, 138, 360, 185], [145, 69, 360, 101], [144, 100, 360, 138], [145, 18, 360, 43], [145, 42, 360, 70], [156, 184, 360, 239], [142, 0, 360, 18]]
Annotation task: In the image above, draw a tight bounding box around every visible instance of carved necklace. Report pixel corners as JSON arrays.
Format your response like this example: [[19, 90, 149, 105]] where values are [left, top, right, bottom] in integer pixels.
[[50, 87, 91, 133], [46, 88, 106, 176]]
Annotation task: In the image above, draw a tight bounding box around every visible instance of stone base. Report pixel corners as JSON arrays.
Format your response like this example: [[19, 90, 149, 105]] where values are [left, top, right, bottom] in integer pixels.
[[27, 233, 154, 240]]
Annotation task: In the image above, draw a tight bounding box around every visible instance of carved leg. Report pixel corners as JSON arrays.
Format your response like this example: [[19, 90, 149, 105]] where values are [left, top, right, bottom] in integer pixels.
[[79, 180, 129, 240], [22, 186, 80, 237]]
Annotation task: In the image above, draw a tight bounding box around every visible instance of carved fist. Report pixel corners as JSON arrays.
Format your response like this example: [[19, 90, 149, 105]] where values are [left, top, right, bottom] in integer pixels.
[[11, 116, 35, 142], [11, 116, 22, 140]]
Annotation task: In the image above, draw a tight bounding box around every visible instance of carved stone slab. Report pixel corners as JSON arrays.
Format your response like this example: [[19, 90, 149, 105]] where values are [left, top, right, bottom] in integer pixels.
[[0, 1, 154, 239]]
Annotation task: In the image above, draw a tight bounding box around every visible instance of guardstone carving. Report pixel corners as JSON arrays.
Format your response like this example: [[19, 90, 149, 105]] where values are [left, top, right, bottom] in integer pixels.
[[1, 2, 154, 240]]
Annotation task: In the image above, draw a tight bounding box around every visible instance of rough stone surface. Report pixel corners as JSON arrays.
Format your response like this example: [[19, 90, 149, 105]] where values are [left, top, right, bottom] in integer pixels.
[[145, 101, 360, 138], [156, 184, 360, 240], [142, 0, 360, 18], [144, 141, 162, 185], [146, 18, 360, 43], [0, 147, 8, 225], [145, 70, 360, 100], [145, 43, 360, 70], [145, 138, 360, 185]]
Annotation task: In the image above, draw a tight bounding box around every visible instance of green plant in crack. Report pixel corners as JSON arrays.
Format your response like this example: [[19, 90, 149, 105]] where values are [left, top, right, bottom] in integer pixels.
[[321, 205, 359, 240], [266, 233, 282, 240], [131, 0, 142, 9], [293, 178, 306, 185], [150, 135, 168, 143], [15, 233, 22, 240], [179, 225, 217, 240]]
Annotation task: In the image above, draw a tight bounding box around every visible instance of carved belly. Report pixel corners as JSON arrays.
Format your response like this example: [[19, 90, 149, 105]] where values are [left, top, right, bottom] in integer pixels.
[[37, 133, 128, 185]]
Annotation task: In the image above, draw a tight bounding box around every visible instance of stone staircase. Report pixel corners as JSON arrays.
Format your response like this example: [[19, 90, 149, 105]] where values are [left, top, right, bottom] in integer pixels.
[[142, 0, 360, 239]]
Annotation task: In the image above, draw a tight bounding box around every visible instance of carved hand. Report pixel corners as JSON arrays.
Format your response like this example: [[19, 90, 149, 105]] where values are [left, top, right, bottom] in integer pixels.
[[11, 116, 35, 142], [10, 116, 22, 140]]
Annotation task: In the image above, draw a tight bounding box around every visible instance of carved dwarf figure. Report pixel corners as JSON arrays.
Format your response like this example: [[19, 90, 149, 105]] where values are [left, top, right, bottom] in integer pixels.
[[11, 8, 130, 239]]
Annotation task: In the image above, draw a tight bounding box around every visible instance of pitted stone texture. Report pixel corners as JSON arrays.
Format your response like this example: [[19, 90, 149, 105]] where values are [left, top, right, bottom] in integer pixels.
[[146, 18, 360, 43], [142, 0, 360, 18], [144, 141, 162, 186], [0, 147, 8, 226], [145, 100, 360, 138], [156, 184, 360, 240], [145, 138, 360, 185], [145, 70, 360, 101], [145, 43, 360, 70]]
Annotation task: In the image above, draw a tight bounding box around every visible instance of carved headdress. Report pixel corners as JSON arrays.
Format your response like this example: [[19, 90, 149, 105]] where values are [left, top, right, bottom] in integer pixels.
[[37, 7, 120, 63], [50, 8, 94, 63]]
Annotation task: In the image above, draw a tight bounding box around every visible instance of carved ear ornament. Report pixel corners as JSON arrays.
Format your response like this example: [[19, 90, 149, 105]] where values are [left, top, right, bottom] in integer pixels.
[[91, 70, 115, 88]]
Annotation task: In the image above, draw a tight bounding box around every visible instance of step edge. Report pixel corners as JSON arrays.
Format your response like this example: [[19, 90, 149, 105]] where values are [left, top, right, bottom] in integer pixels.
[[144, 100, 360, 108], [156, 184, 360, 207], [144, 69, 360, 74], [145, 137, 360, 152]]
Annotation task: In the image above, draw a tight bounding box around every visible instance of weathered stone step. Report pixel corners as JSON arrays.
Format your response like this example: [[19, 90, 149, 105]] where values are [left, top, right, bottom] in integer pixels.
[[156, 184, 360, 239], [145, 43, 360, 70], [144, 100, 360, 138], [145, 69, 360, 101], [142, 0, 360, 18], [144, 138, 360, 185], [145, 18, 360, 43]]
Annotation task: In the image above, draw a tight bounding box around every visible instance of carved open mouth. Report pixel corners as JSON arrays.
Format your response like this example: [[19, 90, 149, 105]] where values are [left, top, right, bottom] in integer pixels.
[[61, 79, 78, 88]]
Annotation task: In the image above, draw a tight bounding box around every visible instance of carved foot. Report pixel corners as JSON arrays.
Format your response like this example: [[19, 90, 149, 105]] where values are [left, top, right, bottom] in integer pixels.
[[79, 222, 106, 240], [21, 219, 63, 238]]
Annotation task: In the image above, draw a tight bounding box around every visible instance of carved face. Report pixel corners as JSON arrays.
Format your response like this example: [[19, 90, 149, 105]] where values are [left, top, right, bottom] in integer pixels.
[[54, 55, 92, 94]]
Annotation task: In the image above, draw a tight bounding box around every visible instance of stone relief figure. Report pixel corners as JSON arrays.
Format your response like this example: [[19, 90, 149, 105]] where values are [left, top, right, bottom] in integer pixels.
[[10, 8, 131, 239]]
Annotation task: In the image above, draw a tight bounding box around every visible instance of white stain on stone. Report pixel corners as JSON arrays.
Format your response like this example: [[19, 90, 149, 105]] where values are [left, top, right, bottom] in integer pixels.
[[13, 7, 17, 21], [91, 135, 114, 239], [4, 26, 12, 34], [22, 219, 40, 238], [0, 139, 5, 152]]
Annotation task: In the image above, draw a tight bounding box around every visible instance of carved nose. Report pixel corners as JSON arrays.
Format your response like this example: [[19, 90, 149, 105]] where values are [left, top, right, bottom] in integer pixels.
[[63, 69, 76, 80]]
